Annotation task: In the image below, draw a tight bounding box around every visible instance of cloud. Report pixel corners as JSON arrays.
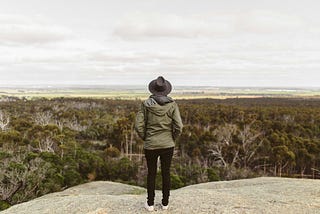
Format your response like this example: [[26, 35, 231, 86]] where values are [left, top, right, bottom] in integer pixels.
[[237, 10, 306, 33], [113, 12, 236, 39], [0, 10, 319, 88], [113, 10, 315, 39], [0, 14, 73, 45]]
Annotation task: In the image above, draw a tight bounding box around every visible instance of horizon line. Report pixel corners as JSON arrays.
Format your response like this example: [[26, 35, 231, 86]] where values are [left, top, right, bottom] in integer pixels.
[[0, 84, 320, 90]]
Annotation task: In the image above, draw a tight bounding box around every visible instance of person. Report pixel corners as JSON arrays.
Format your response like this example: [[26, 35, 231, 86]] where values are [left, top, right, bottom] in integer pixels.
[[135, 76, 183, 212]]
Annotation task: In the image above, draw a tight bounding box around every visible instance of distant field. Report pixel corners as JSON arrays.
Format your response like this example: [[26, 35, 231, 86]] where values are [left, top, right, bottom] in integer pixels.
[[1, 86, 320, 99]]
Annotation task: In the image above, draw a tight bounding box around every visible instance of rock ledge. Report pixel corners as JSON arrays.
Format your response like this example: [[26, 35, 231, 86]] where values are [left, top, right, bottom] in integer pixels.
[[1, 177, 320, 214]]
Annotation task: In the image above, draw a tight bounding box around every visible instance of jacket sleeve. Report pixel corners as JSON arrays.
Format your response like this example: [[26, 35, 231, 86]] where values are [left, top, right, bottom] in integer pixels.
[[135, 103, 146, 140], [172, 103, 183, 140]]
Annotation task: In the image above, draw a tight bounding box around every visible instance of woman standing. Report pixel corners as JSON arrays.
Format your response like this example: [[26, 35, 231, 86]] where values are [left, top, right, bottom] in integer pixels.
[[135, 76, 183, 211]]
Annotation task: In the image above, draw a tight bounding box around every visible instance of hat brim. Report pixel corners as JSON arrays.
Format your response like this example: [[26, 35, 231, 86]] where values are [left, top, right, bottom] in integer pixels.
[[148, 79, 172, 96]]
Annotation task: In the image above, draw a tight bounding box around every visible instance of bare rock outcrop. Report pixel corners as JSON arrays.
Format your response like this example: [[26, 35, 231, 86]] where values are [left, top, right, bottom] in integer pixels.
[[1, 177, 319, 214]]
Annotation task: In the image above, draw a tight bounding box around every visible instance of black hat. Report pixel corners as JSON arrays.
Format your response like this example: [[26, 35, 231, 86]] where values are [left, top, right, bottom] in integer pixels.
[[148, 76, 172, 96]]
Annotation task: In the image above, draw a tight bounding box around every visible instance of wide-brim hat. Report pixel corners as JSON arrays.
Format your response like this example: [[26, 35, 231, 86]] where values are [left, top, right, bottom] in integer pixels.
[[148, 76, 172, 96]]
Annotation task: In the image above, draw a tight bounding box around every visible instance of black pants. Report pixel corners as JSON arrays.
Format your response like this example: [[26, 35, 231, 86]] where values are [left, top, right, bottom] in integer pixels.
[[144, 147, 174, 206]]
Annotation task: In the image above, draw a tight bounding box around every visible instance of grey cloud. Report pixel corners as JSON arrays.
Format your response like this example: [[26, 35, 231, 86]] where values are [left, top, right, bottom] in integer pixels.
[[85, 48, 320, 72], [236, 10, 306, 33], [86, 51, 184, 65], [113, 12, 236, 39], [112, 11, 314, 39], [0, 14, 73, 45], [1, 56, 319, 87], [16, 54, 85, 64]]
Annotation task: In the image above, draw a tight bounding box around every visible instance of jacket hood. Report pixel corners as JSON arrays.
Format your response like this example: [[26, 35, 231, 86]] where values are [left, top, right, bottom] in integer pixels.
[[150, 95, 173, 105], [144, 96, 174, 116]]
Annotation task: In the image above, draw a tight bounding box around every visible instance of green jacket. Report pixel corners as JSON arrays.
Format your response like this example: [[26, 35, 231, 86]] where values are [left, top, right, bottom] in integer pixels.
[[135, 96, 183, 150]]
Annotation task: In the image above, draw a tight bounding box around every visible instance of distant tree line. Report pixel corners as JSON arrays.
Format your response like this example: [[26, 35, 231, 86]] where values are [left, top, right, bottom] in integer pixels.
[[0, 96, 319, 210]]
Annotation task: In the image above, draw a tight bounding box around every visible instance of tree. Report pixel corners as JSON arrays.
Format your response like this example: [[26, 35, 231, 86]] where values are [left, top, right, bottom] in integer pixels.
[[0, 110, 10, 131], [238, 120, 264, 168], [0, 152, 50, 205], [272, 145, 295, 177], [33, 111, 53, 126], [209, 123, 239, 168]]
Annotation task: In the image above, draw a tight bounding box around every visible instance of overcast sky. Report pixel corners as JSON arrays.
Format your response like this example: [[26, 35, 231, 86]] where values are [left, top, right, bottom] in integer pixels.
[[0, 0, 320, 87]]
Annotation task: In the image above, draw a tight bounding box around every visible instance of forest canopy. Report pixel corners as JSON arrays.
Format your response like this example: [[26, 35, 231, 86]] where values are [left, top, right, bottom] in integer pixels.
[[0, 96, 320, 210]]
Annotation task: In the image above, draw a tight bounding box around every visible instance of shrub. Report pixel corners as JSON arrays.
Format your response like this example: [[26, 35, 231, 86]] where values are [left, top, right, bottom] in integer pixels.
[[207, 168, 220, 181], [105, 146, 120, 158], [170, 173, 184, 189], [63, 168, 83, 186], [154, 171, 184, 190], [108, 157, 138, 182], [0, 201, 10, 211]]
